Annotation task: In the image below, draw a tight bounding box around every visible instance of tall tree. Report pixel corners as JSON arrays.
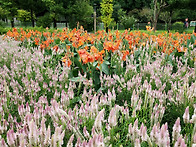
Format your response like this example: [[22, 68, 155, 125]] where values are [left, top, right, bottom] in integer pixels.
[[0, 0, 18, 27], [100, 0, 113, 32], [151, 0, 169, 31], [18, 0, 46, 27], [65, 0, 93, 30], [42, 0, 64, 28]]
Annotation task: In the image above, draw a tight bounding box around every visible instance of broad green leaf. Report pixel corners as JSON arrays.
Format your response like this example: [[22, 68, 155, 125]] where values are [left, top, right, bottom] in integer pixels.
[[101, 62, 109, 75], [69, 77, 86, 82]]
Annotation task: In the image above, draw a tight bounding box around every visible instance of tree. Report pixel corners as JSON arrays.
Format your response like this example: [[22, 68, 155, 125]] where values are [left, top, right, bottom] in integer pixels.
[[17, 9, 32, 22], [159, 11, 171, 31], [42, 0, 64, 28], [112, 4, 126, 23], [151, 0, 169, 31], [113, 0, 151, 13], [0, 0, 18, 27], [18, 0, 47, 27], [65, 0, 93, 30], [0, 6, 9, 22], [100, 0, 113, 32], [160, 0, 191, 31], [139, 7, 153, 23]]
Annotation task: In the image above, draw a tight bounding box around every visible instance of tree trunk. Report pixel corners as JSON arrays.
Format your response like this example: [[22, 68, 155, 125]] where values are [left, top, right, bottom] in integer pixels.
[[153, 0, 157, 31], [31, 8, 34, 27], [53, 18, 57, 28], [11, 17, 14, 28], [106, 27, 108, 33], [168, 12, 172, 33]]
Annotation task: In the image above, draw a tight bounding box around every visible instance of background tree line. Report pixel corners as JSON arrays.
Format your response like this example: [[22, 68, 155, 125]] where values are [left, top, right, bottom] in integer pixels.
[[0, 0, 195, 31]]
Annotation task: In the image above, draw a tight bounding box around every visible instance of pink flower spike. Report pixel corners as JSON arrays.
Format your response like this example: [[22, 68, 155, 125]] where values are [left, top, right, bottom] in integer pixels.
[[67, 134, 74, 147], [172, 117, 181, 142], [7, 129, 16, 146], [135, 138, 141, 147], [183, 106, 190, 123], [1, 138, 8, 147], [83, 126, 90, 138]]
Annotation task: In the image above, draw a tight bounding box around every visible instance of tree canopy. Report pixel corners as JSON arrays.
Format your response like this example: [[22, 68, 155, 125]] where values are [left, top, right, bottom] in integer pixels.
[[0, 0, 195, 31]]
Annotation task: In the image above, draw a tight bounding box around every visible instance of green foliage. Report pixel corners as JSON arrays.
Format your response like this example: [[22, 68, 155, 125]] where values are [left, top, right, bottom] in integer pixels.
[[139, 7, 153, 22], [0, 6, 8, 20], [112, 4, 125, 23], [42, 0, 64, 19], [66, 0, 93, 30], [36, 13, 53, 28], [100, 0, 113, 30], [121, 15, 136, 29], [17, 9, 32, 22], [172, 21, 184, 33], [0, 26, 11, 35]]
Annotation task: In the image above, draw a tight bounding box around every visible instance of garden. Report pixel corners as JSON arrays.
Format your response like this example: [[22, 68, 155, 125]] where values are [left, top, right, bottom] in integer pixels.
[[0, 26, 195, 146], [0, 0, 196, 146]]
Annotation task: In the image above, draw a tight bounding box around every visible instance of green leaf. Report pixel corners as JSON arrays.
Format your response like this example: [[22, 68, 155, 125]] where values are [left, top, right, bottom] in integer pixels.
[[93, 61, 98, 67], [55, 38, 60, 44], [104, 60, 110, 65], [69, 77, 86, 82], [101, 62, 109, 75], [97, 87, 105, 93]]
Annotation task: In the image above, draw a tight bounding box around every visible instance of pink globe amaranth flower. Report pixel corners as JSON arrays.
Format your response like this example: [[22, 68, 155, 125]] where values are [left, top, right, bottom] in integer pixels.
[[183, 106, 190, 124]]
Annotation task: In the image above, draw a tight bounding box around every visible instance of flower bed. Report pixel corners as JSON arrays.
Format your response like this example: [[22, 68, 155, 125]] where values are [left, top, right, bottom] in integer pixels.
[[0, 28, 195, 146]]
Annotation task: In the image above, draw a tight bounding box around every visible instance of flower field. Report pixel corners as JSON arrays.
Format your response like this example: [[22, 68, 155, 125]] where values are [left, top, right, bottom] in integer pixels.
[[0, 27, 196, 147]]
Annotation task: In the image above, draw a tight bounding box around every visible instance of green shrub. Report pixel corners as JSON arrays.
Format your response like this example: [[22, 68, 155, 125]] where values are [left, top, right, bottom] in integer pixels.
[[121, 15, 136, 29], [36, 13, 52, 28], [172, 21, 184, 33], [0, 27, 11, 35], [0, 20, 6, 27]]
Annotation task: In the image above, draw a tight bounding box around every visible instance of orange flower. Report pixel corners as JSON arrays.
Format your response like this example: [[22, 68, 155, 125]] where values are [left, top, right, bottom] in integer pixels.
[[122, 50, 129, 61], [62, 56, 72, 67], [90, 46, 98, 53], [40, 44, 45, 50], [53, 45, 58, 52], [34, 38, 40, 45]]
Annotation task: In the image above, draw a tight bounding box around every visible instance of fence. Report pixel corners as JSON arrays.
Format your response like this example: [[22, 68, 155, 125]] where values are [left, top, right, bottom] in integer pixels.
[[1, 21, 68, 28], [1, 20, 170, 31], [97, 23, 167, 31]]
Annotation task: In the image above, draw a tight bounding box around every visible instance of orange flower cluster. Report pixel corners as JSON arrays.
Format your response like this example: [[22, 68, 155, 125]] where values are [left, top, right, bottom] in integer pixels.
[[146, 26, 154, 32], [62, 55, 72, 67], [121, 50, 130, 61], [78, 46, 104, 65], [103, 40, 121, 52], [4, 27, 194, 68]]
